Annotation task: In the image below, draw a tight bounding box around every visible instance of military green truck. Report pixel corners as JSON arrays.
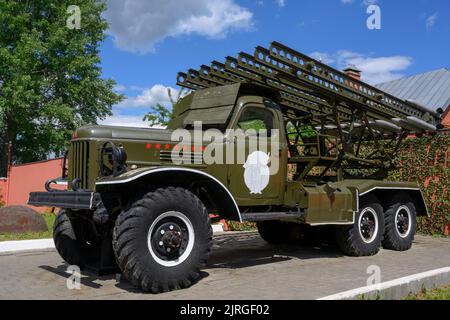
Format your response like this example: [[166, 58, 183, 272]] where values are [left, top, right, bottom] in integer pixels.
[[29, 42, 443, 293]]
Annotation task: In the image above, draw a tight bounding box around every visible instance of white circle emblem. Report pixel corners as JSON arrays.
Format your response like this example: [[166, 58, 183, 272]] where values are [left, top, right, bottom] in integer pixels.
[[243, 151, 270, 194]]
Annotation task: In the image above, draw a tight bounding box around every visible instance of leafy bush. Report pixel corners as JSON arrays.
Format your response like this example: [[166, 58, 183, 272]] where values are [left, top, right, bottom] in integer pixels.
[[389, 133, 449, 236]]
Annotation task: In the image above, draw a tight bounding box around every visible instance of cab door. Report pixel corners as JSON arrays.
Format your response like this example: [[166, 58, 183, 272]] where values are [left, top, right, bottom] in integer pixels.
[[226, 104, 285, 205]]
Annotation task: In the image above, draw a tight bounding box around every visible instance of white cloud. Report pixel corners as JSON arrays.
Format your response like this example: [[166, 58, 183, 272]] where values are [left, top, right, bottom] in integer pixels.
[[99, 115, 147, 127], [100, 84, 183, 128], [337, 51, 412, 84], [310, 51, 336, 64], [310, 50, 413, 84], [362, 0, 378, 6], [99, 114, 167, 128], [276, 0, 285, 7], [129, 85, 146, 92], [105, 0, 254, 53], [341, 0, 378, 5], [113, 84, 126, 92], [426, 12, 438, 30], [117, 84, 178, 109]]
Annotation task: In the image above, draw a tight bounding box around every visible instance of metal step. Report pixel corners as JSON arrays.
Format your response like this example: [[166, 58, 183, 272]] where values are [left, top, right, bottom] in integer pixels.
[[241, 211, 304, 222]]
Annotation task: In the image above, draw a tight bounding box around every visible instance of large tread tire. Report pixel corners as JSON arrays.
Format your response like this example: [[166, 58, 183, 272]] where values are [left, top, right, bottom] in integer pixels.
[[335, 194, 385, 257], [382, 194, 417, 251], [113, 187, 212, 293], [53, 209, 87, 268]]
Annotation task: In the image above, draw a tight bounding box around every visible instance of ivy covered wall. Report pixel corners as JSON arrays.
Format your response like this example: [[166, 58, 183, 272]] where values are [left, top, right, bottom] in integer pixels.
[[390, 133, 450, 236]]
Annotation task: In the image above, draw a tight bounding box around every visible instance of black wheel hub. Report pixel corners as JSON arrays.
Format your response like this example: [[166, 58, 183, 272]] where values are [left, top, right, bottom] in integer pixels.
[[360, 213, 376, 241], [162, 230, 183, 249], [361, 220, 375, 239], [396, 210, 410, 236], [151, 218, 189, 261]]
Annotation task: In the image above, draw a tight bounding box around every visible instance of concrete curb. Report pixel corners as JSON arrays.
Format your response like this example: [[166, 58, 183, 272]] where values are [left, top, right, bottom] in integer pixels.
[[318, 267, 450, 300], [0, 239, 55, 255], [0, 224, 225, 255], [212, 224, 224, 233]]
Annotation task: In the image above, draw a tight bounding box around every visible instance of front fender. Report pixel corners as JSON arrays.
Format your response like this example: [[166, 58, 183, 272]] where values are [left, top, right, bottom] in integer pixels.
[[96, 167, 242, 222]]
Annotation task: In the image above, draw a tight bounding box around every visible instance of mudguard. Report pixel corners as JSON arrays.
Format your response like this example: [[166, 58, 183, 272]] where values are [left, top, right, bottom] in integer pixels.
[[305, 180, 429, 226], [96, 166, 242, 222]]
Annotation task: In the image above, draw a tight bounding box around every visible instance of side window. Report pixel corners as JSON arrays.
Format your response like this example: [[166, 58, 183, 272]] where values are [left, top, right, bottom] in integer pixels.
[[236, 107, 274, 136]]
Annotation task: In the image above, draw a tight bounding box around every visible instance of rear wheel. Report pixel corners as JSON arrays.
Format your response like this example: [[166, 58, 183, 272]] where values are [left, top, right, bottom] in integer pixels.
[[382, 194, 417, 251], [113, 187, 212, 293], [335, 195, 385, 256]]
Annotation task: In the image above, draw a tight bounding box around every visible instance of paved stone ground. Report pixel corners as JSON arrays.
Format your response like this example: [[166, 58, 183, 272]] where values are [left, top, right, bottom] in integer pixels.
[[0, 232, 449, 300]]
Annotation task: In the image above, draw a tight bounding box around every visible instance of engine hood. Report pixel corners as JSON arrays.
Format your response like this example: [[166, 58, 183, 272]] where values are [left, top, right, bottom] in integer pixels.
[[75, 125, 173, 142]]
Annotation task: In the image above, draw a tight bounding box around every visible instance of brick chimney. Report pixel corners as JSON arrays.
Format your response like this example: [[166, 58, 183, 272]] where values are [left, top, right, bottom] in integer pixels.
[[343, 64, 361, 81]]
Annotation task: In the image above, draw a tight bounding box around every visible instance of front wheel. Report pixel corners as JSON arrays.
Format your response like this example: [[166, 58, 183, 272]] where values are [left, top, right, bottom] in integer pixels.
[[113, 187, 212, 293], [53, 209, 98, 268], [335, 194, 385, 256]]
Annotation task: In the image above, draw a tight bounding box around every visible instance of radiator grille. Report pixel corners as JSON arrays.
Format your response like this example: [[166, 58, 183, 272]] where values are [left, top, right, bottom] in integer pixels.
[[69, 140, 90, 190], [160, 150, 203, 163]]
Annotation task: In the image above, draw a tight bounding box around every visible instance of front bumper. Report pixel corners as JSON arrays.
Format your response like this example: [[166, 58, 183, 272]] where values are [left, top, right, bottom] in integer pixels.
[[28, 190, 101, 210]]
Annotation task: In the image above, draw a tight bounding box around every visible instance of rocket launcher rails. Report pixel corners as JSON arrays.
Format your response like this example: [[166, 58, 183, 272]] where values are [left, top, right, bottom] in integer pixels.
[[177, 42, 443, 135]]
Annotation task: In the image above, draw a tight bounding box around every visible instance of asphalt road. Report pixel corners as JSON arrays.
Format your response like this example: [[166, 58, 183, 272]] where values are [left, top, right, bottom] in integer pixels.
[[0, 232, 449, 299]]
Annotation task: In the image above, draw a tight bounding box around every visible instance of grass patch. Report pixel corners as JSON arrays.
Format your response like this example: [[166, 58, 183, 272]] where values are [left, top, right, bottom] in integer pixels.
[[405, 285, 450, 300], [430, 233, 450, 239], [0, 213, 56, 242], [227, 220, 257, 231]]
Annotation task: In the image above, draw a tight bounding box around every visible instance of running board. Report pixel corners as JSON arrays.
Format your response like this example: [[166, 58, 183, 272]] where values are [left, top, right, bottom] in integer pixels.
[[241, 211, 304, 222]]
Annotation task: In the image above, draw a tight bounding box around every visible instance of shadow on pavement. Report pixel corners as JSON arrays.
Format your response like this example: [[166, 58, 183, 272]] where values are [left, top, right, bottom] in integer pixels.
[[208, 231, 344, 269], [38, 231, 344, 294], [39, 264, 109, 289]]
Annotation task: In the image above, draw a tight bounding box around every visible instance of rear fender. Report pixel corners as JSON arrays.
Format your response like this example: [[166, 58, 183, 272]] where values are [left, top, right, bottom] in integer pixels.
[[359, 187, 429, 217]]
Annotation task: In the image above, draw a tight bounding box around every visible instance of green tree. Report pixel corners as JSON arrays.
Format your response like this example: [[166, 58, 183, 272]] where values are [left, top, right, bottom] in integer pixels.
[[142, 87, 187, 127], [0, 0, 123, 176], [142, 103, 173, 127]]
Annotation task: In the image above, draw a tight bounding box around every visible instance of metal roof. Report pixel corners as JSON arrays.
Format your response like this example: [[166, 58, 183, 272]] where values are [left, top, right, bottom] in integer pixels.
[[375, 68, 450, 111]]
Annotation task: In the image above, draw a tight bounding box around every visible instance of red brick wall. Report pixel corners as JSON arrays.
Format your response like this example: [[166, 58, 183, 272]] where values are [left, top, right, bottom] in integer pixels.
[[5, 158, 64, 212]]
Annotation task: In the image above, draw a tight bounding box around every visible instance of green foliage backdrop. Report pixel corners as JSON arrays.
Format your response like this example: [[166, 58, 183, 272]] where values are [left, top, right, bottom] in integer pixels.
[[389, 133, 450, 236], [0, 0, 123, 176]]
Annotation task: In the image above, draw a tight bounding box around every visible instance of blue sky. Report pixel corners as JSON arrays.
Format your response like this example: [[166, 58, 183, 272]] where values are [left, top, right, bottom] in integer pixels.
[[98, 0, 450, 126]]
